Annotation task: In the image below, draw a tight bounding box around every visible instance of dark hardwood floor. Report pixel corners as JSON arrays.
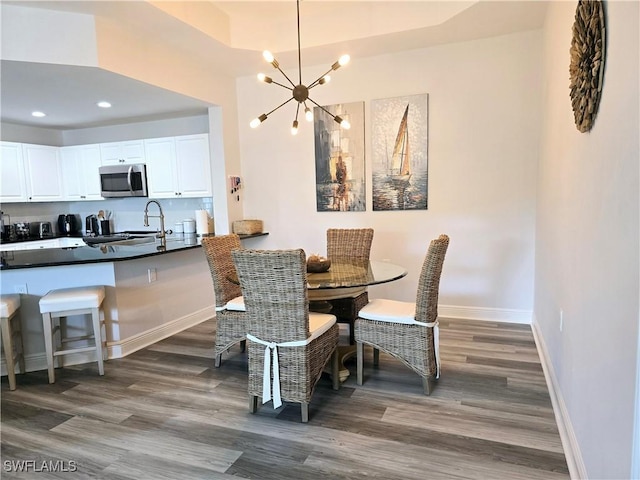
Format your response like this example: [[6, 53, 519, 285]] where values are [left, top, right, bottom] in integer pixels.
[[1, 318, 569, 479]]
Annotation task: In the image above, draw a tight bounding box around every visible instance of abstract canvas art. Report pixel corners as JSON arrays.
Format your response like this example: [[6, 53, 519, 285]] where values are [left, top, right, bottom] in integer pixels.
[[371, 94, 428, 210], [314, 102, 365, 212]]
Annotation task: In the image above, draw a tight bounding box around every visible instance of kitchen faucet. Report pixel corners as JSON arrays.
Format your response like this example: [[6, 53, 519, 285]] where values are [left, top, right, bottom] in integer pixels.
[[143, 200, 167, 241]]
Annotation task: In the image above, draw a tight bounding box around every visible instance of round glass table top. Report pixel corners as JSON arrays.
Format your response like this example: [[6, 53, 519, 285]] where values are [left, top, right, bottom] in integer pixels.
[[306, 260, 407, 289]]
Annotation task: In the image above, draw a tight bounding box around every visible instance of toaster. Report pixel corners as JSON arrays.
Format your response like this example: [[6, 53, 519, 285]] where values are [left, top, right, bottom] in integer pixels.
[[29, 222, 54, 238], [40, 221, 53, 238]]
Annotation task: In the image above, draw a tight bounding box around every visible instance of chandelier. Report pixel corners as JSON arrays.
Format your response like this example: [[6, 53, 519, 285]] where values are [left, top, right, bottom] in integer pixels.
[[250, 0, 351, 135]]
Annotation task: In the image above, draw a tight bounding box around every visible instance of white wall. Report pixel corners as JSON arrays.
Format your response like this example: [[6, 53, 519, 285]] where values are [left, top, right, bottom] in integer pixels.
[[535, 1, 640, 479], [236, 30, 542, 318]]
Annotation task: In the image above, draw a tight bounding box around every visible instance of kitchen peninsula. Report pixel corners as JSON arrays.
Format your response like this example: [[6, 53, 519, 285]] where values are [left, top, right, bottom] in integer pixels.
[[1, 235, 218, 376]]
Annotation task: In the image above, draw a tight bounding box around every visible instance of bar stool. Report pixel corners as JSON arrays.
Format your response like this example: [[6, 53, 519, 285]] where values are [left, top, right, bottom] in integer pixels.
[[1, 294, 25, 390], [39, 286, 106, 383]]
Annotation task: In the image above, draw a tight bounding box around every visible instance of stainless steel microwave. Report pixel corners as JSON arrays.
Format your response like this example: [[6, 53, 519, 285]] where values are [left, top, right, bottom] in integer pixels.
[[99, 164, 148, 198]]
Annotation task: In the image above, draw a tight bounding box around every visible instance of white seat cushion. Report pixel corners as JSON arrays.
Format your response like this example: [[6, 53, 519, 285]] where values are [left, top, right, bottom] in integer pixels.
[[308, 312, 337, 341], [358, 298, 417, 324], [39, 286, 105, 314], [0, 294, 21, 318], [225, 296, 246, 312]]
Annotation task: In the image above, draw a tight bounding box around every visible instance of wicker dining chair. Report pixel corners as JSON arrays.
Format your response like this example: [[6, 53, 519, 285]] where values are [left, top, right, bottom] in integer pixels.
[[355, 234, 449, 395], [201, 235, 247, 368], [232, 248, 340, 423], [309, 228, 374, 345]]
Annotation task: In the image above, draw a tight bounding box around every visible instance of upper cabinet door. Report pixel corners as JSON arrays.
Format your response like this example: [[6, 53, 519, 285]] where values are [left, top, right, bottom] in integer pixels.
[[144, 137, 177, 198], [60, 146, 83, 199], [81, 144, 104, 199], [100, 140, 145, 165], [22, 144, 64, 202], [175, 134, 212, 198], [0, 141, 28, 203], [146, 134, 212, 199], [60, 144, 103, 201]]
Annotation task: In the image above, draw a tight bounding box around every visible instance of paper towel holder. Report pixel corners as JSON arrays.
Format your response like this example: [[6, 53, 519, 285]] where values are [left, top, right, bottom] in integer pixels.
[[195, 209, 212, 236]]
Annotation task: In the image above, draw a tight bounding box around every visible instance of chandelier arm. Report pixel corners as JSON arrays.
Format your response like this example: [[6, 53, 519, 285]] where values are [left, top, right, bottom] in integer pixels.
[[308, 68, 334, 89], [269, 80, 294, 91], [265, 96, 297, 117], [294, 102, 300, 122], [274, 65, 297, 88], [306, 97, 338, 119]]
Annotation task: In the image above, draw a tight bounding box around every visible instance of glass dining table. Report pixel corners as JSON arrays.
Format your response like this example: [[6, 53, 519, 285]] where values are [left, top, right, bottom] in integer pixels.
[[306, 259, 407, 290], [227, 259, 407, 290]]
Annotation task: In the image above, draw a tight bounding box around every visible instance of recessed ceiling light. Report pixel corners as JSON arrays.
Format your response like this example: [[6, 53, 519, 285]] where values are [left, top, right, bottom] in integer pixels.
[[31, 111, 46, 117], [97, 101, 112, 108]]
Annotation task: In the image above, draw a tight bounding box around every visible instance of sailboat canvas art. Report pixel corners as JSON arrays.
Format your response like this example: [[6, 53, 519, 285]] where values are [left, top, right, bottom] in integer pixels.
[[314, 102, 365, 212], [372, 94, 428, 210]]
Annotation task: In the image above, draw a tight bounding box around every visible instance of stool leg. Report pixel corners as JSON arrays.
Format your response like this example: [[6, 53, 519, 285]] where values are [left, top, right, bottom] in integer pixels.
[[42, 312, 56, 384], [14, 315, 26, 374], [1, 317, 17, 390], [53, 316, 62, 369], [91, 307, 104, 376]]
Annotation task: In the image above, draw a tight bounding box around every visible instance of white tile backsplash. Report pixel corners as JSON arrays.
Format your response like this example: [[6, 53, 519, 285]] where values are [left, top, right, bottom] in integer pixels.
[[1, 197, 213, 236]]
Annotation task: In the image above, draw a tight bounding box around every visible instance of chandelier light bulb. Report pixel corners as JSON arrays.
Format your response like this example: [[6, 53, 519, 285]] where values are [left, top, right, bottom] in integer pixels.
[[291, 120, 299, 135], [263, 51, 274, 63], [339, 54, 350, 67], [334, 116, 350, 129], [250, 114, 268, 128], [305, 107, 313, 122], [318, 75, 331, 85], [257, 73, 266, 81]]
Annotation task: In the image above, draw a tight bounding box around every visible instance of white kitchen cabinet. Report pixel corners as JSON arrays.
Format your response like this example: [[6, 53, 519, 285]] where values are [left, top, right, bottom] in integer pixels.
[[144, 137, 177, 198], [145, 134, 212, 199], [60, 144, 103, 201], [22, 143, 64, 202], [100, 140, 145, 165], [0, 141, 28, 203], [175, 134, 212, 197]]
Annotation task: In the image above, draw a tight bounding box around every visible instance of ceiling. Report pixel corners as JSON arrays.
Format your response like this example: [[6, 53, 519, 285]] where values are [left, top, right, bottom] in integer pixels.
[[0, 1, 549, 131]]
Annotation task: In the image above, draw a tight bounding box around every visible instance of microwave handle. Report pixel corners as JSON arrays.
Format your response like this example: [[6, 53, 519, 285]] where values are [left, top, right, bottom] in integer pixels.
[[127, 166, 134, 194]]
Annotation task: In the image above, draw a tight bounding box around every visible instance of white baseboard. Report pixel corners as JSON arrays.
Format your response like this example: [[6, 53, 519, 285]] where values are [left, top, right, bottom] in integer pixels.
[[531, 320, 587, 480], [107, 306, 215, 358], [439, 304, 532, 324], [1, 307, 216, 375]]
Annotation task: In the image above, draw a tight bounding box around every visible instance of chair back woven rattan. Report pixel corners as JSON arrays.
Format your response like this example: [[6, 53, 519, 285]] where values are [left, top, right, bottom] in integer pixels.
[[201, 235, 242, 308], [201, 235, 247, 367], [327, 228, 374, 260], [416, 234, 450, 325], [233, 249, 310, 343], [323, 228, 374, 344], [355, 234, 449, 395], [231, 248, 340, 422]]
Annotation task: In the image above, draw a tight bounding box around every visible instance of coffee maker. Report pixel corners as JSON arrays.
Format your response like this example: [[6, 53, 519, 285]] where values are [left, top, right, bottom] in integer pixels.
[[57, 214, 79, 236], [85, 215, 100, 236]]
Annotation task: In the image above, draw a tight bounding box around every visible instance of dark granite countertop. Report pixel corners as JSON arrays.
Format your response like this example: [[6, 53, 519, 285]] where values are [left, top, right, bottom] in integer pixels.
[[1, 236, 201, 270], [0, 232, 269, 270]]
